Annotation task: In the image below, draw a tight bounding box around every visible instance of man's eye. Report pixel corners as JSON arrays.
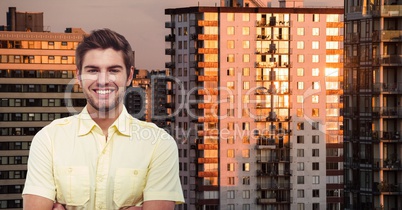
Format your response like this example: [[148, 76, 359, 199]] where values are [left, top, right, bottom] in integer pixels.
[[110, 69, 120, 73], [87, 69, 98, 73]]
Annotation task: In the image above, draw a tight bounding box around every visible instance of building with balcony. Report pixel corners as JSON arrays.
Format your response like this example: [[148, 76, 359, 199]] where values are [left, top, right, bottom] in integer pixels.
[[0, 7, 86, 209], [125, 69, 170, 129], [344, 0, 402, 209], [165, 0, 343, 209]]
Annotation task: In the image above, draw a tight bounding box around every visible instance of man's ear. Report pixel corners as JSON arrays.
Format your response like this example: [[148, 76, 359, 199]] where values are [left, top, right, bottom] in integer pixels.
[[126, 66, 134, 86], [76, 68, 82, 87]]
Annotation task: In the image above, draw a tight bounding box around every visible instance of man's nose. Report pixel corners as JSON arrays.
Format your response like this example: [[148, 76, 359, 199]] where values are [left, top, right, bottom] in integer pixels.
[[97, 71, 109, 84]]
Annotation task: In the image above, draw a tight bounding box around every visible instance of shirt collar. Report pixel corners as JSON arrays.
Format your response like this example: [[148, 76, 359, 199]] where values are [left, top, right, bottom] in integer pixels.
[[77, 106, 132, 137]]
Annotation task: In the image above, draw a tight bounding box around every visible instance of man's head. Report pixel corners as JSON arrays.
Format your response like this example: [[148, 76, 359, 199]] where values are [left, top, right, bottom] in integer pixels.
[[75, 28, 134, 115], [75, 28, 134, 78]]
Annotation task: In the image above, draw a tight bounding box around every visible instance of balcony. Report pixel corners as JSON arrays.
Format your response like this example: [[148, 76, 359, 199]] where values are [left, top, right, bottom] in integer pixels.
[[197, 48, 218, 54], [197, 34, 218, 40], [198, 171, 218, 177], [382, 55, 402, 66], [197, 62, 218, 68], [165, 48, 175, 55], [197, 116, 218, 123], [198, 103, 215, 109], [197, 129, 219, 136], [381, 30, 402, 42], [197, 75, 218, 81], [165, 62, 175, 69], [381, 5, 402, 17], [197, 20, 218, 27], [165, 21, 175, 28], [197, 144, 218, 150], [377, 182, 402, 194], [165, 34, 175, 42], [198, 88, 218, 95], [380, 131, 401, 142], [198, 158, 218, 164], [256, 182, 291, 190]]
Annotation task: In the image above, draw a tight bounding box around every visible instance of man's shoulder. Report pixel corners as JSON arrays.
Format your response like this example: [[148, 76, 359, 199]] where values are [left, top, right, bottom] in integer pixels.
[[44, 115, 78, 129]]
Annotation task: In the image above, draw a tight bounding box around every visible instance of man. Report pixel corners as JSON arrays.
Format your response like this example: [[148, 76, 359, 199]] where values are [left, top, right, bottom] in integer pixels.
[[22, 28, 184, 210]]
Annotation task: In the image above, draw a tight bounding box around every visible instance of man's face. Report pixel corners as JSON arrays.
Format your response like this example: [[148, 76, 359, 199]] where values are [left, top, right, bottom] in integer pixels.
[[77, 48, 133, 114]]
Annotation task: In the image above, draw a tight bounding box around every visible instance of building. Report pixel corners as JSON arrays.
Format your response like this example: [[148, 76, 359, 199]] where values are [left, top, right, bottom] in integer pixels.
[[125, 69, 170, 129], [0, 7, 86, 209], [165, 0, 343, 209], [344, 0, 402, 209]]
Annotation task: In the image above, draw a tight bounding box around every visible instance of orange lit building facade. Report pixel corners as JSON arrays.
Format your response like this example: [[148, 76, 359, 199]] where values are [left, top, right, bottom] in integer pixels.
[[165, 3, 343, 210]]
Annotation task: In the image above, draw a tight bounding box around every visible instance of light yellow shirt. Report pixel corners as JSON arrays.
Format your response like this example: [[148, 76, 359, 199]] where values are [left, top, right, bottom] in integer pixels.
[[23, 106, 184, 210]]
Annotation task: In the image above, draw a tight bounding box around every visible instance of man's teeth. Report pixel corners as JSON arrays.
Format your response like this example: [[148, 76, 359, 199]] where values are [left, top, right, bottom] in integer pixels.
[[97, 90, 112, 95]]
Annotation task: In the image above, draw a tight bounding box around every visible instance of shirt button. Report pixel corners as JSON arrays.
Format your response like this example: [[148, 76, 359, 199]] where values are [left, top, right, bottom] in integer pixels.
[[134, 170, 138, 175]]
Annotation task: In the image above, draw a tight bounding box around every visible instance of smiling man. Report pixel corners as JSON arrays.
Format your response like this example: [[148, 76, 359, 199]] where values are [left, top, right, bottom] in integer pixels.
[[22, 29, 184, 210]]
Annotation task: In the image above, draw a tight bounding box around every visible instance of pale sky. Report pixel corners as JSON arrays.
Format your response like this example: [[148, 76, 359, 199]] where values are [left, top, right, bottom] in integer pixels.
[[0, 0, 343, 70]]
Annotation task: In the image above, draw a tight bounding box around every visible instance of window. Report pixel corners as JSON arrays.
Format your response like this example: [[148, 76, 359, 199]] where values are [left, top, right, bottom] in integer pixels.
[[228, 204, 235, 210], [242, 163, 250, 171], [228, 177, 235, 185], [312, 108, 319, 117], [297, 136, 304, 143], [297, 95, 304, 103], [242, 13, 250, 21], [312, 149, 319, 157], [297, 108, 303, 117], [326, 14, 339, 22], [297, 68, 304, 76], [312, 28, 320, 35], [312, 95, 319, 103], [297, 189, 305, 198], [312, 82, 320, 89], [312, 41, 319, 49], [243, 54, 250, 62], [227, 163, 235, 171], [243, 81, 250, 90], [298, 54, 304, 63], [298, 203, 305, 210], [313, 14, 320, 22], [297, 14, 305, 22], [242, 149, 250, 158], [227, 54, 235, 62], [242, 40, 250, 49], [242, 68, 250, 76], [313, 203, 320, 210], [227, 68, 235, 76], [227, 149, 235, 158], [242, 204, 250, 210], [312, 68, 319, 76], [242, 190, 250, 199], [312, 135, 319, 143], [297, 82, 304, 90], [312, 162, 319, 170], [297, 41, 304, 49], [242, 27, 250, 35], [312, 55, 319, 63], [242, 136, 250, 144], [227, 40, 235, 49], [297, 162, 305, 171], [227, 136, 234, 144], [297, 122, 304, 131], [297, 149, 304, 157], [227, 13, 235, 21], [297, 28, 305, 35], [227, 190, 235, 199], [312, 122, 319, 130], [242, 176, 250, 185], [312, 175, 320, 184], [297, 176, 305, 184], [227, 82, 235, 90], [326, 41, 339, 49], [227, 26, 235, 35]]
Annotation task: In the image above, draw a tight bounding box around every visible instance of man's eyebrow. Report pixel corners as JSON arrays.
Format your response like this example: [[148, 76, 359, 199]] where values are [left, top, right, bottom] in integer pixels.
[[83, 65, 124, 69], [107, 65, 124, 69]]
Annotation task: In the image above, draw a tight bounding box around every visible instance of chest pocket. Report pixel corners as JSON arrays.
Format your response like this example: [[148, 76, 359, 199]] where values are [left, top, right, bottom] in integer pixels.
[[54, 166, 90, 206], [113, 168, 147, 207]]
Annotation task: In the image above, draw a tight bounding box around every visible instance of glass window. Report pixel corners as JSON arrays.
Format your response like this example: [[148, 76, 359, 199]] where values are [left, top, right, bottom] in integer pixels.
[[227, 40, 235, 49], [242, 27, 250, 35], [297, 41, 304, 49], [297, 28, 305, 35], [297, 68, 304, 76], [227, 26, 235, 35]]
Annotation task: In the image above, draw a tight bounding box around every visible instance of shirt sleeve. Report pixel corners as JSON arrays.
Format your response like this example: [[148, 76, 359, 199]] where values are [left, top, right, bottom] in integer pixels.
[[22, 127, 56, 201], [143, 129, 185, 204]]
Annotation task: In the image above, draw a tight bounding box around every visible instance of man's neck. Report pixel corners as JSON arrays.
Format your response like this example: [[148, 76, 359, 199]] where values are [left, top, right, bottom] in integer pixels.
[[88, 106, 123, 136]]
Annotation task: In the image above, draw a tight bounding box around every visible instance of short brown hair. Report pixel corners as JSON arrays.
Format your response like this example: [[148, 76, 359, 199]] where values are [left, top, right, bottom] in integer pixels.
[[75, 28, 133, 77]]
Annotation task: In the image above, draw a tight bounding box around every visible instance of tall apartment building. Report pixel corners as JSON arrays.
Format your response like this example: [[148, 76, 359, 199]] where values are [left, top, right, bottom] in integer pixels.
[[344, 0, 402, 209], [125, 69, 170, 129], [0, 7, 86, 209], [165, 0, 343, 209]]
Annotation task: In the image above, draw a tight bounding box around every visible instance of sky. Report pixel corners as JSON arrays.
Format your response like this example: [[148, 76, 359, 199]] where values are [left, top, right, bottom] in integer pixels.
[[0, 0, 343, 70]]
